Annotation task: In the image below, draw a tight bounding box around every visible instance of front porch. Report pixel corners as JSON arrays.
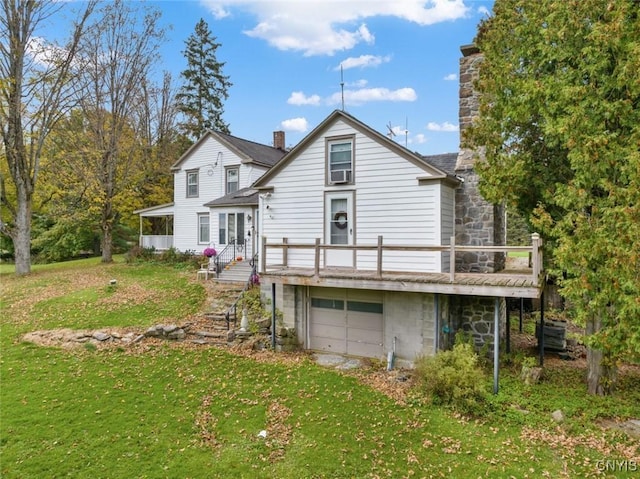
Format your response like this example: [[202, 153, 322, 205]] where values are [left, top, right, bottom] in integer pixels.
[[133, 203, 174, 251]]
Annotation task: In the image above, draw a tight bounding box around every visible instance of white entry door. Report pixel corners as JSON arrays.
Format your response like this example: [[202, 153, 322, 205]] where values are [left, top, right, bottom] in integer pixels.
[[325, 192, 354, 267]]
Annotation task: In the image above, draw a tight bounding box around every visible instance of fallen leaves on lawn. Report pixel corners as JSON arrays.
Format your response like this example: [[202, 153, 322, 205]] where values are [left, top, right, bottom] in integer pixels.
[[521, 425, 640, 463], [263, 401, 293, 462], [194, 395, 219, 449]]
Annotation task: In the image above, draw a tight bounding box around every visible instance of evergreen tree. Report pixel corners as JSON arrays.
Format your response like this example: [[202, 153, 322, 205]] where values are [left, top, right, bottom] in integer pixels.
[[177, 19, 232, 138], [467, 0, 640, 394]]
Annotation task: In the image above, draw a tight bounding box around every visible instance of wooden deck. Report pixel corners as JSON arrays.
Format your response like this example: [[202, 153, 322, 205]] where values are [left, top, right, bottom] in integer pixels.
[[262, 266, 542, 298], [260, 236, 545, 298]]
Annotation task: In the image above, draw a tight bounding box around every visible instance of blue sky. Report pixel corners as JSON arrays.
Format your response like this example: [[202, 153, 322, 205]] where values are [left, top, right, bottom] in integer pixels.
[[59, 1, 495, 155]]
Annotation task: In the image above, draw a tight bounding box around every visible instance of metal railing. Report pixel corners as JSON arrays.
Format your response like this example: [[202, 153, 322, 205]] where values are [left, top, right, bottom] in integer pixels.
[[223, 252, 260, 330], [215, 239, 246, 278]]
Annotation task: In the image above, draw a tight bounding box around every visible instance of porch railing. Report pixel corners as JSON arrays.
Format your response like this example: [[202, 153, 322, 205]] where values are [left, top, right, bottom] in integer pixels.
[[261, 233, 544, 284], [139, 235, 173, 250]]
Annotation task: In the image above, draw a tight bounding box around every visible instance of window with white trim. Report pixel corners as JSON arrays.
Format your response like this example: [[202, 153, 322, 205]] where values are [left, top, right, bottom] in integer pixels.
[[328, 140, 353, 184], [218, 212, 245, 244], [198, 213, 210, 244], [186, 170, 199, 197], [226, 167, 239, 194]]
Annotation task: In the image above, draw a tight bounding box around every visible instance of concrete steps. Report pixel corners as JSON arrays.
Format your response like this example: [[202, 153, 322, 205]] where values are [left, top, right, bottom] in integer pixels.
[[216, 260, 253, 283]]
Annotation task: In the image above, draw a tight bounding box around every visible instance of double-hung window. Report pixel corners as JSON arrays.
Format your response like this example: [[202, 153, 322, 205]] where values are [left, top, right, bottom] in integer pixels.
[[198, 213, 210, 244], [186, 170, 199, 198], [328, 138, 353, 184], [226, 167, 239, 194]]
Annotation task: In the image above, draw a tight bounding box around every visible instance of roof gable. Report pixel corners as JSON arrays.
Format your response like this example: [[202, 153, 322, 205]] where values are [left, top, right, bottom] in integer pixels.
[[254, 110, 455, 187], [171, 130, 285, 171]]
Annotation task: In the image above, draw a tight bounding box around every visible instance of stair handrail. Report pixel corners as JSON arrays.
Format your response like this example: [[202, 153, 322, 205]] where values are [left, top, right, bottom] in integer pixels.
[[223, 258, 259, 330], [215, 238, 246, 278]]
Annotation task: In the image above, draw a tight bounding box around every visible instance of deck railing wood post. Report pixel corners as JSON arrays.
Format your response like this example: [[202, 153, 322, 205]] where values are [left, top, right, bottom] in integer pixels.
[[449, 236, 456, 282], [377, 235, 383, 278], [314, 238, 321, 276], [261, 236, 267, 272], [282, 237, 288, 267], [531, 233, 540, 283]]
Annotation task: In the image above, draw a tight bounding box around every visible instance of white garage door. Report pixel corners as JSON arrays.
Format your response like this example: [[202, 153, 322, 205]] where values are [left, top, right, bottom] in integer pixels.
[[309, 289, 383, 358]]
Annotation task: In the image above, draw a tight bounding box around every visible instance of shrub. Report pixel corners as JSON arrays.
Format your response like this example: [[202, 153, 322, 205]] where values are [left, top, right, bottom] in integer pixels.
[[125, 245, 156, 262], [414, 342, 488, 414]]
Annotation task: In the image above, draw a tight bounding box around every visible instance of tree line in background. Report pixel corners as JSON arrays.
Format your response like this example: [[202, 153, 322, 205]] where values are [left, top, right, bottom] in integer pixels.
[[1, 0, 230, 272]]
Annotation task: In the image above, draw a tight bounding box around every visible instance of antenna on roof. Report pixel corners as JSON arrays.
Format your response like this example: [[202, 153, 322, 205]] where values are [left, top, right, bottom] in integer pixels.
[[386, 122, 396, 140], [404, 117, 409, 148], [340, 64, 345, 111]]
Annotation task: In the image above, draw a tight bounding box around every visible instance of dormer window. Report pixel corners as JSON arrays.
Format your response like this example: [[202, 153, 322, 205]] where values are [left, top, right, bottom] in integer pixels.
[[186, 170, 199, 198], [328, 137, 353, 184]]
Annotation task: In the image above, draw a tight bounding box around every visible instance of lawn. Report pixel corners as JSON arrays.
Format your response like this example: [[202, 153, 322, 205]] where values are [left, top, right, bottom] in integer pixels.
[[1, 259, 639, 478]]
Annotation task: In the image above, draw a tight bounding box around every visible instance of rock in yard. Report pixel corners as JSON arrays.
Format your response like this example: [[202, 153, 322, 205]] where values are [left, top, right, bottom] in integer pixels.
[[92, 331, 111, 342], [552, 410, 565, 423]]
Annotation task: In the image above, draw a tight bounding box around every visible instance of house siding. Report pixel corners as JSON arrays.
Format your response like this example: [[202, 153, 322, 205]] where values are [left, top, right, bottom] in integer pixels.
[[172, 135, 267, 253], [260, 119, 445, 273]]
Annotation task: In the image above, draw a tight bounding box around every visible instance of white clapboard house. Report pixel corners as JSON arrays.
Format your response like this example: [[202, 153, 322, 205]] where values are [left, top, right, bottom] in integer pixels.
[[135, 130, 287, 261], [251, 46, 544, 366]]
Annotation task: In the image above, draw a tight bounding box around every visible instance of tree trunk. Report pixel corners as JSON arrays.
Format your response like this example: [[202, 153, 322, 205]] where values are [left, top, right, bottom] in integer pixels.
[[100, 200, 113, 263], [586, 314, 617, 395], [13, 184, 32, 275]]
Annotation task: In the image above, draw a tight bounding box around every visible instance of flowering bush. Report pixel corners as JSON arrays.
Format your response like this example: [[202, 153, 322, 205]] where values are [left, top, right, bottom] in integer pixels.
[[203, 247, 217, 257]]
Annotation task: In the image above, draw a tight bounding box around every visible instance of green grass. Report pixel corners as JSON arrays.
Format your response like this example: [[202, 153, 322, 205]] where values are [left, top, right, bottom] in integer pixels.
[[1, 261, 639, 478]]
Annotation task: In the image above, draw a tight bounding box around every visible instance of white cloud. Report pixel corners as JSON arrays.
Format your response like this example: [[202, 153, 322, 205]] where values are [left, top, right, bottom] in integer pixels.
[[426, 121, 459, 132], [443, 73, 457, 81], [26, 36, 68, 68], [337, 54, 392, 70], [287, 91, 321, 106], [348, 79, 368, 88], [281, 117, 308, 132], [201, 0, 470, 56], [329, 87, 417, 106], [412, 133, 428, 144], [478, 5, 490, 16]]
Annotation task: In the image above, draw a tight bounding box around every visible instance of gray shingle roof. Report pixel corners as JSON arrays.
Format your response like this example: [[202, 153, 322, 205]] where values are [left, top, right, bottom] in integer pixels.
[[203, 187, 258, 207], [217, 132, 286, 168], [420, 153, 458, 175]]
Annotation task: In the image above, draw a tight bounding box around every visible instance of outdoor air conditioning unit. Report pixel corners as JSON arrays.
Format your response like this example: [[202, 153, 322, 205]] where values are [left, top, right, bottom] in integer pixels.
[[330, 169, 350, 184]]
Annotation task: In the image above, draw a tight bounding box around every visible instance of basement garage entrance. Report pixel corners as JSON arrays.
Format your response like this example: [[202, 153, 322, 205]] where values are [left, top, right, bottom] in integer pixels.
[[309, 288, 383, 358]]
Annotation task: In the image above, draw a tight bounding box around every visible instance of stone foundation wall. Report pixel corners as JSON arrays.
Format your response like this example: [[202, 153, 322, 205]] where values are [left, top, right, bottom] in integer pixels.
[[454, 296, 506, 351]]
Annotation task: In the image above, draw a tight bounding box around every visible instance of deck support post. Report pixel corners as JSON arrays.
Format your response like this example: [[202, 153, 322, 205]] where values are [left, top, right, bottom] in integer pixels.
[[506, 297, 511, 354], [434, 294, 440, 353], [493, 297, 500, 395], [539, 291, 545, 366], [271, 282, 277, 350]]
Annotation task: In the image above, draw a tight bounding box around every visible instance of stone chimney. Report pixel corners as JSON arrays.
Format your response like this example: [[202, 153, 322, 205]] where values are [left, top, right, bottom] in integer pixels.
[[454, 44, 506, 273], [273, 131, 285, 150]]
